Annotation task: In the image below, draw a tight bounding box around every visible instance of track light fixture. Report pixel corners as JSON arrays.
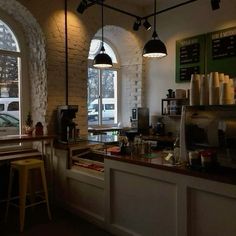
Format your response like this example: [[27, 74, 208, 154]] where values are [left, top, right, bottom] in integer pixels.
[[211, 0, 220, 10], [93, 1, 113, 68], [77, 0, 88, 14], [143, 19, 152, 31], [133, 18, 141, 31], [143, 0, 167, 58]]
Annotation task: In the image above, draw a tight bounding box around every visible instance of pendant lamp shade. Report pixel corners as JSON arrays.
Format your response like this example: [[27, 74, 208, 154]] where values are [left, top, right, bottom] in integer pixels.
[[93, 46, 113, 68], [143, 38, 167, 58], [143, 0, 167, 58], [93, 2, 113, 68]]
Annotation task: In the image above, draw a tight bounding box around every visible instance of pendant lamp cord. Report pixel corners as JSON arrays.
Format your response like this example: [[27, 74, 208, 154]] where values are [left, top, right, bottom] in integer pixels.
[[101, 1, 105, 52], [152, 0, 158, 39], [65, 0, 69, 105]]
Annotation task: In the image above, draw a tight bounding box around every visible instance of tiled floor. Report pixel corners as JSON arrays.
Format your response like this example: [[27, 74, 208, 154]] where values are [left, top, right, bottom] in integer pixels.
[[0, 204, 113, 236]]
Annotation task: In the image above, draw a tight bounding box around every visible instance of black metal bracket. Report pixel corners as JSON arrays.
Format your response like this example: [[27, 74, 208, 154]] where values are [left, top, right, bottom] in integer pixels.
[[86, 0, 198, 20]]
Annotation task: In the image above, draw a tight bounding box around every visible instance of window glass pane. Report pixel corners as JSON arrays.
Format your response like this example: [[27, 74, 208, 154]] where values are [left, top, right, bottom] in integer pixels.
[[7, 101, 19, 111], [88, 39, 101, 57], [88, 68, 99, 126], [0, 54, 20, 135], [88, 38, 118, 127], [0, 19, 20, 138], [87, 68, 118, 126], [104, 42, 117, 63], [101, 70, 117, 125], [0, 19, 20, 52], [0, 113, 19, 135], [105, 104, 114, 110], [0, 113, 19, 125], [88, 68, 99, 105], [0, 55, 19, 97]]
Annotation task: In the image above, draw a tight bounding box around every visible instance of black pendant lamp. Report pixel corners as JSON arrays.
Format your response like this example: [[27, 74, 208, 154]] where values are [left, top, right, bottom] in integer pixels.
[[143, 0, 167, 58], [93, 1, 113, 68]]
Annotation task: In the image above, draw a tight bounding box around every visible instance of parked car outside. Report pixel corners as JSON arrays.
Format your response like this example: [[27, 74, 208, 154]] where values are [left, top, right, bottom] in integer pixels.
[[0, 98, 19, 119], [0, 113, 19, 136], [88, 98, 115, 121]]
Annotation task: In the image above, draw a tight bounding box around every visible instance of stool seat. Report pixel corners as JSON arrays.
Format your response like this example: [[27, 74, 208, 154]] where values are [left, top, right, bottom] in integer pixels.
[[11, 158, 44, 167], [5, 158, 51, 232]]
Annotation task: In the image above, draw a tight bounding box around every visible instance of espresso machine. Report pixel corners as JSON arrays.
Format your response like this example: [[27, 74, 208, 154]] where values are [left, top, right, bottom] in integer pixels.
[[57, 105, 78, 143]]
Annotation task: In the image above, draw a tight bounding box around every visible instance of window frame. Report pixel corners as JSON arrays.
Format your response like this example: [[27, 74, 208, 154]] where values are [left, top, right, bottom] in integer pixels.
[[88, 38, 120, 127], [0, 10, 29, 135]]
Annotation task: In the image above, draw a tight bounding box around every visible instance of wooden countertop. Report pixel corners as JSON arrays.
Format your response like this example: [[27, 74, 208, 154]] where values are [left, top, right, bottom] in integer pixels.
[[88, 127, 122, 133], [0, 134, 55, 144], [141, 135, 175, 142], [105, 151, 236, 186]]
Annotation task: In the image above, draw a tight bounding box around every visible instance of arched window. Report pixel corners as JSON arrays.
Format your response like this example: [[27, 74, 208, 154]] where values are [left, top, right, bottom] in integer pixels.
[[0, 19, 21, 135], [88, 39, 118, 127]]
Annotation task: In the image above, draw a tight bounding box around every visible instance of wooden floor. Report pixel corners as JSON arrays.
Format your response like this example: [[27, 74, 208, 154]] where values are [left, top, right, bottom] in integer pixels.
[[0, 204, 113, 236]]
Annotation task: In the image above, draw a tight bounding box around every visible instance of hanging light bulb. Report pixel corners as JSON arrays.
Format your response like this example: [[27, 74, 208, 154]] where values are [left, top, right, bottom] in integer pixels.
[[143, 0, 167, 58], [93, 1, 113, 68]]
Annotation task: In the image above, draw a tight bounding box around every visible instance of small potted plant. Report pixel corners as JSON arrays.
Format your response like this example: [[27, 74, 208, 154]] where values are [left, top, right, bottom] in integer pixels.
[[24, 112, 34, 135]]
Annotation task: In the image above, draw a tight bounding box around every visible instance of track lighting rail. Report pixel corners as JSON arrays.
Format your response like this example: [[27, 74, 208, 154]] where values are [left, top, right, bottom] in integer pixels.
[[85, 0, 198, 21], [144, 0, 197, 19], [88, 0, 140, 19]]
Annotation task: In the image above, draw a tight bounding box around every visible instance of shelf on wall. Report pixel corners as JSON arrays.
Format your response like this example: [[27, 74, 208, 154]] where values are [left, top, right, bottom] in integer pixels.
[[161, 98, 189, 116]]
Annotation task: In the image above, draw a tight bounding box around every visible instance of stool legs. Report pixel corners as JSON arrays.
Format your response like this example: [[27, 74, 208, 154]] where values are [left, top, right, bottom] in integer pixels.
[[40, 164, 51, 220], [19, 167, 28, 232], [5, 159, 52, 232], [5, 166, 13, 222]]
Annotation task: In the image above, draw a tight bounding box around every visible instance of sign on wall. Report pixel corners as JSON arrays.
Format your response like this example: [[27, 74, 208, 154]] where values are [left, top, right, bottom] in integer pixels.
[[176, 35, 205, 82], [176, 26, 236, 83], [206, 27, 236, 77]]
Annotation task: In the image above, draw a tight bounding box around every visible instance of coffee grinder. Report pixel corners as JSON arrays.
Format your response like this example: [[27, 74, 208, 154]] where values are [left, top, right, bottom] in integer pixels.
[[130, 107, 149, 135], [57, 105, 78, 143]]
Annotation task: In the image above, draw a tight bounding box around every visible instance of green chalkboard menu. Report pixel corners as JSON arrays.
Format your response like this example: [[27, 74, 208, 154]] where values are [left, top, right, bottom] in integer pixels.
[[206, 27, 236, 77], [176, 35, 205, 82], [176, 27, 236, 83]]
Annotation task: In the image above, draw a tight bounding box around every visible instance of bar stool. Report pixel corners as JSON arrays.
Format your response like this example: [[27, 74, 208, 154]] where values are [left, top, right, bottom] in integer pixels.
[[5, 158, 51, 232]]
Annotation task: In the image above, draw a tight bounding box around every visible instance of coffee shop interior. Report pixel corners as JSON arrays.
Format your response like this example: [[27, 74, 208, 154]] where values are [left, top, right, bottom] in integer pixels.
[[0, 0, 236, 235]]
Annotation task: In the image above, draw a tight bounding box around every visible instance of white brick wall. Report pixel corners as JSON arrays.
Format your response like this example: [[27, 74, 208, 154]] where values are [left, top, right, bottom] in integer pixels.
[[0, 0, 147, 135]]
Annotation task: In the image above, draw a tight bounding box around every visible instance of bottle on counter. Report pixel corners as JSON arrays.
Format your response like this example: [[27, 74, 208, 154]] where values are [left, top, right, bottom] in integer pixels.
[[188, 151, 201, 168], [200, 149, 218, 170], [156, 117, 165, 136], [173, 135, 180, 164]]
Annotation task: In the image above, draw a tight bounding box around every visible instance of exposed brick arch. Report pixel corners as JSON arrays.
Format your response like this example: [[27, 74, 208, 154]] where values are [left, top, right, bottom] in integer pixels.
[[93, 25, 145, 125], [0, 0, 47, 130]]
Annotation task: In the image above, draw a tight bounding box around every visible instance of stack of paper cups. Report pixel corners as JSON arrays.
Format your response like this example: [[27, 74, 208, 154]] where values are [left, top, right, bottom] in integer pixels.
[[219, 73, 225, 83], [229, 79, 235, 103], [224, 75, 230, 83], [209, 72, 220, 105], [220, 82, 232, 105], [190, 74, 200, 105], [200, 74, 209, 105], [219, 73, 224, 101]]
